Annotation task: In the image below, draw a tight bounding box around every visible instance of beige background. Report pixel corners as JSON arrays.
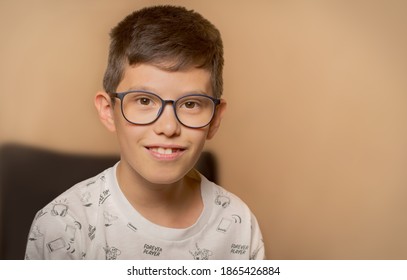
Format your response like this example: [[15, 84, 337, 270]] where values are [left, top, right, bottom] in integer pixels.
[[1, 0, 407, 259]]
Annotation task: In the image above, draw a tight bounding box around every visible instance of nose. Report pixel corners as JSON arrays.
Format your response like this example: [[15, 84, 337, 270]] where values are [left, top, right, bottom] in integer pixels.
[[153, 103, 181, 137]]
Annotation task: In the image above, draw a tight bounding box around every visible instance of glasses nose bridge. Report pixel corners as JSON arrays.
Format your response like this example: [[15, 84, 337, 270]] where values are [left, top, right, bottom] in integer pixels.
[[159, 99, 178, 118], [162, 99, 175, 107]]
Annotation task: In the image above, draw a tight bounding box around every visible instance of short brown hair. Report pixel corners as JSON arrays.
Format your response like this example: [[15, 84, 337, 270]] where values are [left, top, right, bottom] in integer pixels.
[[103, 5, 224, 98]]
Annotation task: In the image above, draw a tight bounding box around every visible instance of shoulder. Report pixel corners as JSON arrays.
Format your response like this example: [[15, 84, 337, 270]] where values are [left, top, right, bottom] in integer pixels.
[[46, 168, 109, 212], [26, 167, 114, 259], [32, 166, 113, 230], [201, 175, 251, 213], [200, 174, 259, 232]]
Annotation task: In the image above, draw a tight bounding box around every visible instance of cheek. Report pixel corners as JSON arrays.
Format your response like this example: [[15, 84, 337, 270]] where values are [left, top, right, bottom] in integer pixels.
[[113, 110, 143, 147], [114, 105, 132, 130], [190, 123, 209, 135], [189, 128, 209, 151], [116, 124, 144, 146]]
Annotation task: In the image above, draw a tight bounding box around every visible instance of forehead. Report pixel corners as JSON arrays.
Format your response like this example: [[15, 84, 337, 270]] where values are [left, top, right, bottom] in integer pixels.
[[117, 63, 212, 97]]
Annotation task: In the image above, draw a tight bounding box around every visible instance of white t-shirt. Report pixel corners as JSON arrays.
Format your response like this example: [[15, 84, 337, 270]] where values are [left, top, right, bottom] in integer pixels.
[[25, 163, 265, 260]]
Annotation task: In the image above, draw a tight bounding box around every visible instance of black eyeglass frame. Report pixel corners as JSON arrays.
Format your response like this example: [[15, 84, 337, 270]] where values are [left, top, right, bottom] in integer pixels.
[[108, 90, 221, 129]]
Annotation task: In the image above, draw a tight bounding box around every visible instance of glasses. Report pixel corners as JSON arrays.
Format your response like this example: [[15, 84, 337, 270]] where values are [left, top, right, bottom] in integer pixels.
[[109, 90, 221, 128]]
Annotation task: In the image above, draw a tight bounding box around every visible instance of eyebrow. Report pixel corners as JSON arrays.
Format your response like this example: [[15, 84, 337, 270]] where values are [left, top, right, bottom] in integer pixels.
[[126, 86, 153, 92], [125, 86, 210, 96]]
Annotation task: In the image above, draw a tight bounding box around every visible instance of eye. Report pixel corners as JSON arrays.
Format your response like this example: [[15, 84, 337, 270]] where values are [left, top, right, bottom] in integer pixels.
[[130, 94, 157, 107], [179, 98, 203, 110], [183, 101, 198, 109], [139, 97, 152, 106]]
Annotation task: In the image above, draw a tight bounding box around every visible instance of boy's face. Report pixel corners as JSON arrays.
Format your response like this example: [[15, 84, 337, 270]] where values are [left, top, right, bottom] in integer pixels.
[[95, 63, 226, 185]]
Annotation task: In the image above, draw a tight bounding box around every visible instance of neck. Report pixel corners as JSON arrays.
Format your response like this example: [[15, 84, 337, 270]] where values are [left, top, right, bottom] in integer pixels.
[[116, 161, 203, 228], [116, 161, 181, 205]]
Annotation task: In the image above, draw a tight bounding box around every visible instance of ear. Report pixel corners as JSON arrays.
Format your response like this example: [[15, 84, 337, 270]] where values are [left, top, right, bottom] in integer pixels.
[[94, 91, 116, 132], [207, 99, 227, 140]]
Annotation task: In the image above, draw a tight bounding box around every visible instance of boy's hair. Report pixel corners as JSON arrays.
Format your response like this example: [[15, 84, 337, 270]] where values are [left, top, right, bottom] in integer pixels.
[[103, 5, 224, 98]]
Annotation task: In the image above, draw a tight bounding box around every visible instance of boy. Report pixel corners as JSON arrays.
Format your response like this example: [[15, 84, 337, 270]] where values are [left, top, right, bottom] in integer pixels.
[[25, 5, 264, 260]]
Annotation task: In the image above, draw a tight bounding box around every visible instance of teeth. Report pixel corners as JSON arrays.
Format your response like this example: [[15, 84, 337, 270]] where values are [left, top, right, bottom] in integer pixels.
[[154, 147, 177, 154]]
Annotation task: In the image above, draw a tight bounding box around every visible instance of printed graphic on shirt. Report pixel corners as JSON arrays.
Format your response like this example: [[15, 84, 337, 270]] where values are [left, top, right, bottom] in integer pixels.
[[81, 191, 93, 207], [103, 211, 118, 227], [230, 243, 249, 255], [88, 224, 96, 240], [189, 243, 213, 260], [34, 209, 47, 220], [127, 222, 138, 232], [99, 189, 111, 205], [46, 237, 66, 253], [86, 180, 96, 187], [231, 214, 242, 224], [65, 223, 79, 254], [143, 244, 163, 257], [66, 241, 76, 254], [51, 198, 69, 217], [28, 225, 44, 241], [74, 220, 82, 230], [216, 217, 233, 233], [65, 224, 76, 241], [214, 191, 231, 208], [104, 244, 121, 260]]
